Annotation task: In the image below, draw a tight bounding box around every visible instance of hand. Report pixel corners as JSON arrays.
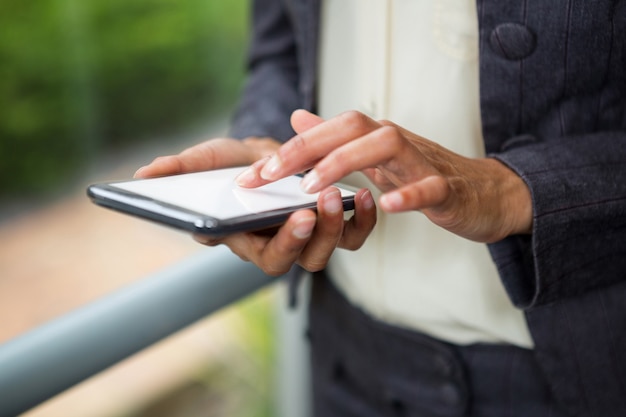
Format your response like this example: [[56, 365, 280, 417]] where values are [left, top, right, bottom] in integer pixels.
[[134, 137, 280, 178], [236, 110, 532, 243], [134, 136, 377, 275], [194, 186, 376, 275]]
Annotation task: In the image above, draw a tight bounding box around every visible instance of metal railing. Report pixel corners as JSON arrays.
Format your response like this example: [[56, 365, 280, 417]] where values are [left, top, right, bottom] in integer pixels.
[[0, 246, 280, 417]]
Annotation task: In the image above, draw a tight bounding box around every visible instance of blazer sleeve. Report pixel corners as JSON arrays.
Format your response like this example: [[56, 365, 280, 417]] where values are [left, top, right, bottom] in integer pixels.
[[229, 0, 300, 142], [478, 0, 626, 310], [487, 131, 626, 309]]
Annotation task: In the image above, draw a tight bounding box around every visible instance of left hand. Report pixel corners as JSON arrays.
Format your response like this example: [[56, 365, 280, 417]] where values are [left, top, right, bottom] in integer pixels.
[[236, 109, 533, 243], [194, 186, 376, 275], [134, 135, 377, 275]]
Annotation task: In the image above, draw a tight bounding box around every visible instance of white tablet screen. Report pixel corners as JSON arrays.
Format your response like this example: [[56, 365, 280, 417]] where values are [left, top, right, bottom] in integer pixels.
[[110, 167, 355, 220]]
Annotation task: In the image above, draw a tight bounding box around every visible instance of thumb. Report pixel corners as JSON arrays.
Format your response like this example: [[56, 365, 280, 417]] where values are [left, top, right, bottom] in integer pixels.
[[290, 109, 325, 134], [379, 176, 450, 213]]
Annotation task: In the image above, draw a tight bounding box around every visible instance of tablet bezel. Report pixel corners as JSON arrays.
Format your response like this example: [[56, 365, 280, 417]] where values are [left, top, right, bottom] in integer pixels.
[[87, 171, 356, 236]]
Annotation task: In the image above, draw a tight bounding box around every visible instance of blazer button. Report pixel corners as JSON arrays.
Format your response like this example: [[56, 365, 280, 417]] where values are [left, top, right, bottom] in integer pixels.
[[489, 23, 536, 60]]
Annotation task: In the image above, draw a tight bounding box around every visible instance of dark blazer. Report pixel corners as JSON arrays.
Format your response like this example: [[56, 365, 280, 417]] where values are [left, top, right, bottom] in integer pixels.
[[231, 1, 626, 416]]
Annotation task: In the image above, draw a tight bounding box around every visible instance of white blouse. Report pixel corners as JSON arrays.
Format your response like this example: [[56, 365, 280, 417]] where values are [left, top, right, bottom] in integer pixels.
[[317, 0, 533, 347]]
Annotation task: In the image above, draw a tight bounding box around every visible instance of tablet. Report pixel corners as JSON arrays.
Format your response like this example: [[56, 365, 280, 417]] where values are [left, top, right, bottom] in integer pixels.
[[87, 166, 356, 236]]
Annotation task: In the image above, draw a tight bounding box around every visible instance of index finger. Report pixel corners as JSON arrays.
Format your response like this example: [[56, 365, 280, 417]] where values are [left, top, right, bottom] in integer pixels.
[[245, 111, 381, 186]]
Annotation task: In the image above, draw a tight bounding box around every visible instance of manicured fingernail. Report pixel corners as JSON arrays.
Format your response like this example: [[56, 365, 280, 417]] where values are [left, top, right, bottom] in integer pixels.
[[380, 192, 403, 210], [260, 154, 282, 180], [361, 189, 375, 210], [300, 170, 320, 193], [292, 217, 315, 239], [235, 166, 256, 186], [134, 166, 146, 178], [323, 189, 342, 214]]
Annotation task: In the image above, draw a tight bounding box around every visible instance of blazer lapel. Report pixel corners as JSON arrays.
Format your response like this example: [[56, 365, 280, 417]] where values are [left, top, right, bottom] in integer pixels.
[[286, 0, 321, 110]]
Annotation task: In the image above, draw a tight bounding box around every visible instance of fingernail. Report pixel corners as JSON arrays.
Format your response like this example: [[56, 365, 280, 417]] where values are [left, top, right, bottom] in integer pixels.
[[301, 170, 320, 193], [361, 189, 375, 210], [323, 189, 342, 214], [292, 217, 315, 239], [380, 192, 403, 210], [260, 154, 282, 180], [235, 166, 256, 186], [134, 166, 146, 178]]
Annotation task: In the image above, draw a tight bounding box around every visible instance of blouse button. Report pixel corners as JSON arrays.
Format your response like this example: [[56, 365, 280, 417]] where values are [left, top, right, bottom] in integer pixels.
[[489, 23, 537, 60]]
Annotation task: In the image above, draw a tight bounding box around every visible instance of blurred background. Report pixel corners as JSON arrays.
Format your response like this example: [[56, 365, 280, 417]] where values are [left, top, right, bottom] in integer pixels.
[[0, 0, 282, 416]]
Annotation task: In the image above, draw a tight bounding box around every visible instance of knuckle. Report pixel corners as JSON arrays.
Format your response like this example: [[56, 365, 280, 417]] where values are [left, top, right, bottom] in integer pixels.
[[262, 264, 289, 277], [198, 145, 219, 168], [300, 257, 329, 272], [181, 142, 218, 169], [380, 124, 401, 139], [340, 110, 369, 127], [166, 155, 185, 172], [379, 126, 405, 151], [341, 239, 364, 251], [289, 134, 309, 152], [322, 150, 344, 172]]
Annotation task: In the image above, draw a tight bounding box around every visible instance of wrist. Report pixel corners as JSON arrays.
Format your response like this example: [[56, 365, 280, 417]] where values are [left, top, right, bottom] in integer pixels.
[[489, 158, 533, 237]]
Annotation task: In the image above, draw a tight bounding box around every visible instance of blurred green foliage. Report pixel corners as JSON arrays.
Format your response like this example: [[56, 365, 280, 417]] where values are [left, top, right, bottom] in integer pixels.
[[0, 0, 248, 197], [201, 291, 277, 417]]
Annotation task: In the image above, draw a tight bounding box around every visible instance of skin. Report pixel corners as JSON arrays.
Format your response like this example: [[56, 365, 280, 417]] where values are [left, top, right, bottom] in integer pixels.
[[135, 108, 532, 274], [134, 135, 377, 276], [236, 109, 533, 244]]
